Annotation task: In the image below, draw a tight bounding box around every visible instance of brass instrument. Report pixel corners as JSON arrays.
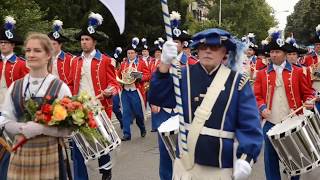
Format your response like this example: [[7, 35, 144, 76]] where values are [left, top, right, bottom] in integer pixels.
[[311, 62, 320, 81], [116, 66, 141, 85]]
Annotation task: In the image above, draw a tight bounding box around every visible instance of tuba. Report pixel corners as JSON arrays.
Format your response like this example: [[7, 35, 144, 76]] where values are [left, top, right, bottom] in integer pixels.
[[116, 66, 139, 85]]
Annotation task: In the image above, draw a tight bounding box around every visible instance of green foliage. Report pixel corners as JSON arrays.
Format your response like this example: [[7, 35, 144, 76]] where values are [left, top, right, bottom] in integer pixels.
[[0, 0, 50, 38], [189, 0, 276, 42], [0, 0, 50, 54], [286, 0, 320, 45]]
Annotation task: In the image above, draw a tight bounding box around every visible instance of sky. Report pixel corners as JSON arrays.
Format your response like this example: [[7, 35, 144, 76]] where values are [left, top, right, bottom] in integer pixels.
[[266, 0, 300, 30]]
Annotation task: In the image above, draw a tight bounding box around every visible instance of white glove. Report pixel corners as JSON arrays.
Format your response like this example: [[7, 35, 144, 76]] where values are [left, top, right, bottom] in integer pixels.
[[233, 159, 252, 180], [161, 40, 178, 65], [43, 127, 72, 138], [4, 121, 25, 136], [21, 121, 44, 139]]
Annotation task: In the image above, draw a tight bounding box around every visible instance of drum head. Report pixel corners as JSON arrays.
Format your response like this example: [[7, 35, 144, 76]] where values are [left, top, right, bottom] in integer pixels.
[[158, 115, 179, 134], [267, 115, 305, 139]]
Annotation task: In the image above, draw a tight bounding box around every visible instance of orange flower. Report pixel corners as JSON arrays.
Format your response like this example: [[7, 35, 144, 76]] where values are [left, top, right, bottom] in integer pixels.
[[60, 97, 72, 107], [52, 104, 68, 121]]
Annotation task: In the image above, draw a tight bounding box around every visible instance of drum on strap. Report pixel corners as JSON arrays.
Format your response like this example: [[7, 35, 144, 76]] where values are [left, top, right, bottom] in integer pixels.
[[71, 110, 121, 163], [158, 115, 179, 161], [267, 113, 320, 176]]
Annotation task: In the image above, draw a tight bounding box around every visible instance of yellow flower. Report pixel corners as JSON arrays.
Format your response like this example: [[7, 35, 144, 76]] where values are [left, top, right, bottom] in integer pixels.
[[52, 104, 68, 121]]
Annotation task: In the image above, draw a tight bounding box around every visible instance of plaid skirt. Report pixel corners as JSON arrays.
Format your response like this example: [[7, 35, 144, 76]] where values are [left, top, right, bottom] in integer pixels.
[[7, 135, 61, 180]]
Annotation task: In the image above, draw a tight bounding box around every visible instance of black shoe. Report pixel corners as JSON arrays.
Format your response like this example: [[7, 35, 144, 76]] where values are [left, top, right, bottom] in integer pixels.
[[102, 169, 112, 180], [141, 131, 146, 137], [150, 129, 157, 132], [121, 136, 131, 141]]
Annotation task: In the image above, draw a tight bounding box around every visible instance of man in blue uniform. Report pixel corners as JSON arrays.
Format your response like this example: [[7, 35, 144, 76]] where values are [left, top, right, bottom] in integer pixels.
[[149, 28, 263, 180]]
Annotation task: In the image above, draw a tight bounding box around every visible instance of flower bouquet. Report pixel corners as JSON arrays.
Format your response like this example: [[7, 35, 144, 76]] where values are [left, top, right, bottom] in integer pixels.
[[12, 91, 106, 151]]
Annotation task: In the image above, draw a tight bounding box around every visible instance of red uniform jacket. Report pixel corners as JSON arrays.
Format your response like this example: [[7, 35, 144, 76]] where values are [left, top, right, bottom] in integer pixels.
[[149, 58, 160, 74], [301, 54, 318, 67], [52, 51, 73, 84], [255, 58, 268, 71], [0, 54, 29, 87], [68, 50, 120, 118], [254, 61, 314, 113], [117, 57, 151, 103]]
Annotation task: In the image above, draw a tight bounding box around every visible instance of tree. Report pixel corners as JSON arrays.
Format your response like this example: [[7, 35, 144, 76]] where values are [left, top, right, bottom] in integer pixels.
[[189, 0, 276, 42], [0, 0, 50, 38], [33, 0, 191, 54], [285, 0, 320, 45], [0, 0, 50, 54]]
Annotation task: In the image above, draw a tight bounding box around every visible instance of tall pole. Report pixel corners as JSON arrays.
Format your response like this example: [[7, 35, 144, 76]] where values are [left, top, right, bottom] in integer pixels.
[[160, 0, 188, 157], [219, 0, 222, 26]]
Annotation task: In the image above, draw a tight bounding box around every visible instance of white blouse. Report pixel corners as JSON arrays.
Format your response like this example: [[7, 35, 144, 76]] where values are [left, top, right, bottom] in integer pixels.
[[1, 74, 72, 122]]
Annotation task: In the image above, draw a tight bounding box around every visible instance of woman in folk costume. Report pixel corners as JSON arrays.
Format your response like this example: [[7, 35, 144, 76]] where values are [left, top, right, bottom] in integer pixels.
[[254, 27, 315, 180], [149, 28, 263, 180], [2, 33, 72, 179]]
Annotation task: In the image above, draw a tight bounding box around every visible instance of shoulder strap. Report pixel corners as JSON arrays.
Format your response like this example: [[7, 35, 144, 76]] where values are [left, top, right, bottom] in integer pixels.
[[44, 78, 64, 99], [181, 64, 231, 170], [11, 79, 25, 121]]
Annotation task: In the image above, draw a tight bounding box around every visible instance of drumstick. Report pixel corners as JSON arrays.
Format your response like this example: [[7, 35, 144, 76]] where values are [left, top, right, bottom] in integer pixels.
[[11, 136, 27, 152], [280, 97, 317, 122], [262, 85, 272, 126], [0, 137, 12, 152]]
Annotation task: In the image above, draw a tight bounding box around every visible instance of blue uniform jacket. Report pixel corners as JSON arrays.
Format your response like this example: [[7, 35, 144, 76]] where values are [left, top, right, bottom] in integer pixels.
[[148, 63, 263, 168]]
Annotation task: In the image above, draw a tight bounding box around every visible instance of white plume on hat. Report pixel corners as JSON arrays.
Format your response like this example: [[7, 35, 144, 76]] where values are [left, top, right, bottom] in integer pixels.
[[261, 40, 269, 45], [89, 12, 104, 26], [316, 24, 320, 32], [53, 20, 63, 27], [247, 33, 255, 38], [170, 11, 181, 21], [4, 16, 16, 25]]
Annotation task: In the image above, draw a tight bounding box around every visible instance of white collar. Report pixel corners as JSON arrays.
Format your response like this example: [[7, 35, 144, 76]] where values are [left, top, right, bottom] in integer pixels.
[[273, 60, 286, 73], [81, 49, 96, 60], [1, 52, 14, 61]]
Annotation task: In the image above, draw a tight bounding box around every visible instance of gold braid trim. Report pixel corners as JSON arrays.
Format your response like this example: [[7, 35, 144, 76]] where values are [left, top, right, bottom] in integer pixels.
[[238, 73, 250, 91]]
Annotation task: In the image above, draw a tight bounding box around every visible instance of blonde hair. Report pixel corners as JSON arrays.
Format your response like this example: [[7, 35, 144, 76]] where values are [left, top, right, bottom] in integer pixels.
[[24, 32, 54, 70]]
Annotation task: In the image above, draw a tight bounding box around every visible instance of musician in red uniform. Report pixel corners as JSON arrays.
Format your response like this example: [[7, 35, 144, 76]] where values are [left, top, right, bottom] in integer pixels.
[[68, 12, 120, 180], [301, 25, 320, 92], [170, 11, 198, 66], [0, 15, 29, 180], [254, 28, 315, 180], [117, 37, 151, 141], [47, 20, 73, 84], [301, 24, 320, 67]]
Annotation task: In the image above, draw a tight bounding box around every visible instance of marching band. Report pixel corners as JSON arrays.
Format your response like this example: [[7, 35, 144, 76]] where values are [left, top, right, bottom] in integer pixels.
[[0, 8, 320, 180]]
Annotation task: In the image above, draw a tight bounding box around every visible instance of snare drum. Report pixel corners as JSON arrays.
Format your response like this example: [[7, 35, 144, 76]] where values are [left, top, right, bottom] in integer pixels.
[[158, 115, 179, 161], [267, 114, 320, 176], [71, 110, 121, 163]]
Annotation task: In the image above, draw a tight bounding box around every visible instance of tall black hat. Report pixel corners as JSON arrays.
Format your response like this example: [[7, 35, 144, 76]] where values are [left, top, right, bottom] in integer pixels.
[[74, 12, 107, 42], [266, 27, 291, 52], [47, 20, 69, 43], [0, 16, 23, 45]]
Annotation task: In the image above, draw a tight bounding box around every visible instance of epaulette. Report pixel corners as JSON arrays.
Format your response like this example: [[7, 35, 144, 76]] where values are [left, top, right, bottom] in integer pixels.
[[238, 73, 250, 91], [66, 52, 74, 57], [18, 56, 26, 61]]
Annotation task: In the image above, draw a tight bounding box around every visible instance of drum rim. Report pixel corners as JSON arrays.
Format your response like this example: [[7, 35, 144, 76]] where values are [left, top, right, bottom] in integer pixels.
[[267, 117, 308, 140], [283, 159, 320, 176]]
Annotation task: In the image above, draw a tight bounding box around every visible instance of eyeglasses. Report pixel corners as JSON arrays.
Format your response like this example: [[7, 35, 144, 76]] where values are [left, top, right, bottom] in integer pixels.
[[198, 44, 223, 51], [0, 41, 11, 44]]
